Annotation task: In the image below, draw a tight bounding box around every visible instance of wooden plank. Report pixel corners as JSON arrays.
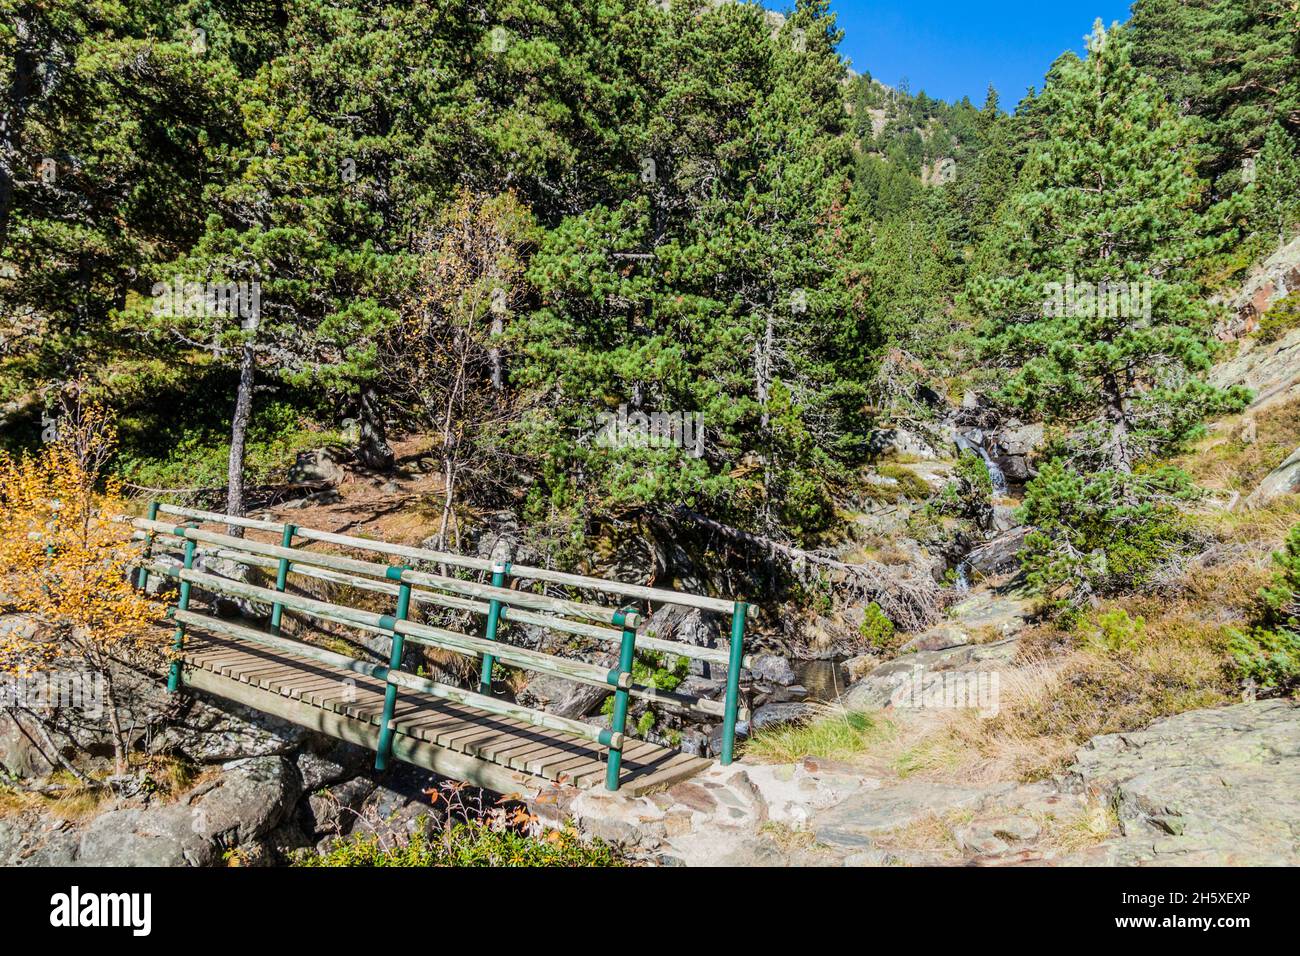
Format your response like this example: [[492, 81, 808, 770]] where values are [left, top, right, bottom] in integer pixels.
[[182, 666, 538, 795], [174, 629, 711, 793], [620, 753, 714, 796]]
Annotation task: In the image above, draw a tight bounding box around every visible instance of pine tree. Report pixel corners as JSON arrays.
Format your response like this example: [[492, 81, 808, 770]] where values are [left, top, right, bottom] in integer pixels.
[[514, 0, 865, 541], [975, 22, 1245, 473], [973, 22, 1250, 611], [1255, 121, 1300, 243], [1129, 0, 1299, 187]]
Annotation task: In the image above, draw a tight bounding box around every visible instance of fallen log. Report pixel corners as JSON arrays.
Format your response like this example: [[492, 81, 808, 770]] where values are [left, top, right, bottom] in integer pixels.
[[664, 506, 946, 631]]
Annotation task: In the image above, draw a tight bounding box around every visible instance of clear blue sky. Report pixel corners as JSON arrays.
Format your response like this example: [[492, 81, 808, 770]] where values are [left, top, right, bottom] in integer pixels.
[[782, 1, 1136, 107]]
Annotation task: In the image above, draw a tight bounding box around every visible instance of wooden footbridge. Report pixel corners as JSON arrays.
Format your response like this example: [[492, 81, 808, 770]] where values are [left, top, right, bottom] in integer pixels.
[[130, 503, 751, 795]]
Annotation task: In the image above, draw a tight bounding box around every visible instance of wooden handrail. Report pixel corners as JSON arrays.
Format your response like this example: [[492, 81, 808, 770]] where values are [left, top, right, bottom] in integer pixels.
[[141, 561, 629, 693], [156, 502, 741, 614], [169, 609, 621, 749], [131, 517, 642, 629]]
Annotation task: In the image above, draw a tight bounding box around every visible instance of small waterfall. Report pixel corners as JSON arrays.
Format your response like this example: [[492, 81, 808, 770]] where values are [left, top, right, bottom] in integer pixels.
[[956, 430, 1009, 496], [953, 561, 971, 593]]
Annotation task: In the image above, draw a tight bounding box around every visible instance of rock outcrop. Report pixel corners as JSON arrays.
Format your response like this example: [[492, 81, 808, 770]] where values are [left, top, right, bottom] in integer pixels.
[[1246, 444, 1300, 507], [1065, 700, 1300, 866], [1215, 234, 1300, 339]]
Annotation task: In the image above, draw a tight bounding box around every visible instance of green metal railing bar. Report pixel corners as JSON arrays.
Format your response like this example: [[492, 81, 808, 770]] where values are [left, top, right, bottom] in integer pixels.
[[605, 608, 639, 790], [166, 538, 197, 693], [136, 501, 160, 590], [375, 568, 413, 771], [478, 561, 509, 694], [269, 522, 296, 636], [720, 601, 748, 765]]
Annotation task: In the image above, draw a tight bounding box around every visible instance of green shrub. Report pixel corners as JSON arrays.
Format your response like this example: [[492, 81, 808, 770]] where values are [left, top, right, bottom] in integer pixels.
[[875, 462, 935, 501], [299, 819, 623, 867], [1257, 293, 1300, 344], [1078, 608, 1147, 655], [1018, 461, 1197, 617], [600, 650, 688, 733], [1228, 524, 1300, 692], [859, 601, 896, 649], [927, 450, 993, 520]]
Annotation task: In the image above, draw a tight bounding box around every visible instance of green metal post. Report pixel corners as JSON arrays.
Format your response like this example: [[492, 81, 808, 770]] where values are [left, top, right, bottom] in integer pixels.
[[720, 601, 748, 765], [374, 568, 413, 771], [136, 501, 160, 589], [269, 523, 296, 636], [605, 608, 639, 791], [166, 536, 198, 693], [477, 562, 509, 694]]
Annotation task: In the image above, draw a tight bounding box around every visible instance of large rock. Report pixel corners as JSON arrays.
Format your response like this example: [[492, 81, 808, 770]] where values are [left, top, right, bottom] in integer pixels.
[[749, 653, 797, 686], [643, 605, 726, 678], [814, 780, 1009, 849], [77, 755, 301, 866], [995, 422, 1044, 457], [287, 447, 347, 484], [1067, 700, 1300, 866], [1216, 234, 1300, 339], [156, 694, 311, 763], [0, 710, 57, 778], [517, 670, 611, 719], [294, 739, 373, 792], [305, 776, 376, 837], [963, 527, 1031, 577], [750, 701, 816, 732], [3, 657, 175, 778], [1245, 444, 1300, 507], [1209, 325, 1300, 411], [867, 426, 942, 461]]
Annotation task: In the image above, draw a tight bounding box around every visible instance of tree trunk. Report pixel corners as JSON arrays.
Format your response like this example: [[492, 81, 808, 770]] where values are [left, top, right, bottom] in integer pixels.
[[356, 385, 394, 471], [754, 308, 777, 526], [99, 665, 127, 776], [1102, 370, 1133, 474], [755, 308, 775, 429], [489, 276, 505, 394], [226, 339, 256, 537]]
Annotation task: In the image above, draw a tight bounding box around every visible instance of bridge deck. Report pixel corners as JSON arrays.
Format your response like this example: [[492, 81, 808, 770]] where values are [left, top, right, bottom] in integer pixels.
[[181, 628, 712, 795]]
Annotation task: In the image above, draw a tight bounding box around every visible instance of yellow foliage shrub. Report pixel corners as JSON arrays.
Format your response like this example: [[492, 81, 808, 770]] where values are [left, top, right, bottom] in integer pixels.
[[0, 402, 160, 678]]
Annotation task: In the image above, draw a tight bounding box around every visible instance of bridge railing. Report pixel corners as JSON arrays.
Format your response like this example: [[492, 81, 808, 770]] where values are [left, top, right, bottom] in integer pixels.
[[129, 502, 752, 790]]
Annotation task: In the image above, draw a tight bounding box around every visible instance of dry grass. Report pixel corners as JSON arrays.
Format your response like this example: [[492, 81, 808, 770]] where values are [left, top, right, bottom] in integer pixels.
[[1197, 497, 1300, 548], [887, 655, 1079, 783], [1035, 796, 1121, 854], [1175, 398, 1300, 494], [0, 777, 109, 822], [758, 821, 820, 854], [888, 592, 1239, 783], [870, 808, 973, 864]]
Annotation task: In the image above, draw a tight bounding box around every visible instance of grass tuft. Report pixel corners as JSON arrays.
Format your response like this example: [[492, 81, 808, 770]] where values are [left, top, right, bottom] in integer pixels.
[[744, 703, 892, 764]]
